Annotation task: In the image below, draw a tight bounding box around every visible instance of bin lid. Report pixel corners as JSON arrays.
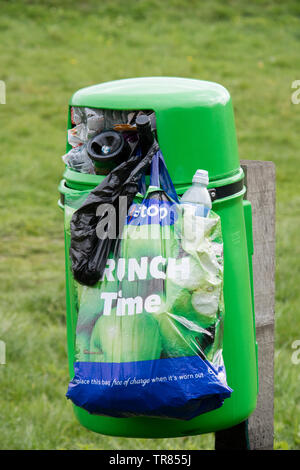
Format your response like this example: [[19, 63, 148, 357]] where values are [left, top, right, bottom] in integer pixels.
[[70, 77, 240, 184]]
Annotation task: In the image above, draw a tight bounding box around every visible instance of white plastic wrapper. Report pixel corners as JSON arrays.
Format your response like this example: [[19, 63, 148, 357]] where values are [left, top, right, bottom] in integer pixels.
[[62, 144, 95, 174]]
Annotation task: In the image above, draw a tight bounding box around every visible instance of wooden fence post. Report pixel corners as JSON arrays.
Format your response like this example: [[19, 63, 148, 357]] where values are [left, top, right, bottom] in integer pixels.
[[215, 160, 276, 450]]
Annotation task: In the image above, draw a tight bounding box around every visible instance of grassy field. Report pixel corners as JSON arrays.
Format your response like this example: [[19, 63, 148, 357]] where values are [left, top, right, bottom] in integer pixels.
[[0, 0, 300, 450]]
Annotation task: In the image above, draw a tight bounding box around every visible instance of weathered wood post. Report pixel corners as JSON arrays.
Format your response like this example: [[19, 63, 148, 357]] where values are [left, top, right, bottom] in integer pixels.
[[215, 160, 276, 450]]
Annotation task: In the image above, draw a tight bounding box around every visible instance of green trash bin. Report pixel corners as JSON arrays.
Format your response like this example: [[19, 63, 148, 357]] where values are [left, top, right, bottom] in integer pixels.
[[58, 77, 258, 437]]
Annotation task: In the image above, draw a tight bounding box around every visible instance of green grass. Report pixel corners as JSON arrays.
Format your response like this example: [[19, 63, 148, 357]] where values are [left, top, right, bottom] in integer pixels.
[[0, 0, 300, 450]]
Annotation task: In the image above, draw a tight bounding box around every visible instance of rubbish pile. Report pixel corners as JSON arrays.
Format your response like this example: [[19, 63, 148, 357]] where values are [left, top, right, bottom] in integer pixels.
[[62, 107, 156, 175]]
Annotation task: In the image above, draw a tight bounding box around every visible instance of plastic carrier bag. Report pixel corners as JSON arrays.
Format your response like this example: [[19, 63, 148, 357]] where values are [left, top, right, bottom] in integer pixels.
[[65, 151, 232, 420]]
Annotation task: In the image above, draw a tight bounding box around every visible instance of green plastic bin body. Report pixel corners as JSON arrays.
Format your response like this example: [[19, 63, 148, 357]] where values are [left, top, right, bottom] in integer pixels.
[[59, 77, 258, 437]]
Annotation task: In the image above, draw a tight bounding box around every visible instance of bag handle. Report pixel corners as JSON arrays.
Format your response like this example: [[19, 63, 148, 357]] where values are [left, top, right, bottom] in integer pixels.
[[150, 150, 179, 202]]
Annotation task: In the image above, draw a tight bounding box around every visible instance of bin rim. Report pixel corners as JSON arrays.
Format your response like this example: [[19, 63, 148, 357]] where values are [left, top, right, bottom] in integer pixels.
[[61, 166, 244, 192], [58, 167, 245, 210]]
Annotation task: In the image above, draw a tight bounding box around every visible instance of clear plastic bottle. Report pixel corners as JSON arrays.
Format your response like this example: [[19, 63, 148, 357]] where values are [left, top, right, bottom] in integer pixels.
[[180, 169, 212, 217]]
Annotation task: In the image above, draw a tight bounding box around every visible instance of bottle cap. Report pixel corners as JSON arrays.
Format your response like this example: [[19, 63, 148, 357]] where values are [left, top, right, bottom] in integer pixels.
[[192, 169, 209, 185], [136, 114, 151, 128]]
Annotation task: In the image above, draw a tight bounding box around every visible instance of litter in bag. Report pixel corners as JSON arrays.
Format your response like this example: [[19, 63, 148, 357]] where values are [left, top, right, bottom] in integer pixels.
[[66, 151, 232, 420]]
